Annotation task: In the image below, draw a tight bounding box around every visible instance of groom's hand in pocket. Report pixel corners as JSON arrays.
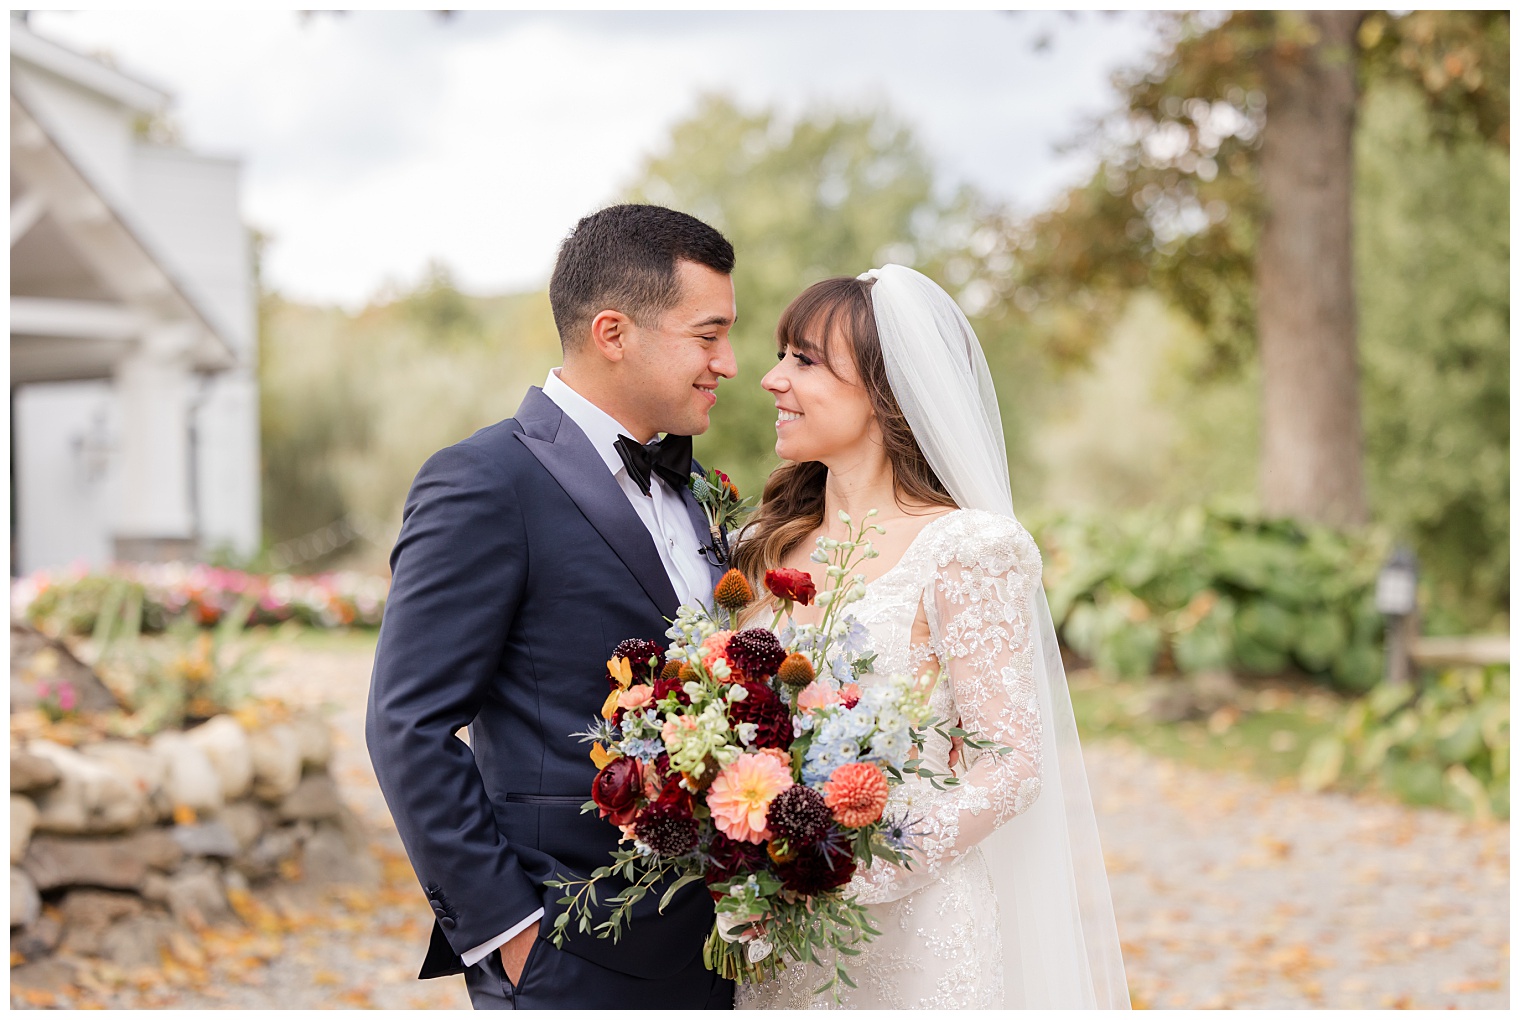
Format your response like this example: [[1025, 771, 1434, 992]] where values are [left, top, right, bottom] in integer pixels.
[[499, 920, 540, 985]]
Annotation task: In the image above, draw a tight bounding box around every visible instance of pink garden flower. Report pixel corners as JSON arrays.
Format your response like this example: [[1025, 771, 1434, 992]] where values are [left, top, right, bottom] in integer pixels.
[[797, 681, 843, 712], [707, 753, 794, 844], [617, 684, 654, 712]]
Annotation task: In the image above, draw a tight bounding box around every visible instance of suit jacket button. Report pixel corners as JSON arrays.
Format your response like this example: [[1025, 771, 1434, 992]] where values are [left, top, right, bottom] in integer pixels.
[[429, 899, 444, 910], [440, 917, 456, 931]]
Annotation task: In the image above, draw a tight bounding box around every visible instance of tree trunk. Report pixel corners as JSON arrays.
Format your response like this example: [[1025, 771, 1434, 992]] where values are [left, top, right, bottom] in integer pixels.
[[1255, 10, 1369, 527]]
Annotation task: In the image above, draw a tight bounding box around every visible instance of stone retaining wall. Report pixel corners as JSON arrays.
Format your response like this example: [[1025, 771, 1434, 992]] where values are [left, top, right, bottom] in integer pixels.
[[10, 710, 375, 970]]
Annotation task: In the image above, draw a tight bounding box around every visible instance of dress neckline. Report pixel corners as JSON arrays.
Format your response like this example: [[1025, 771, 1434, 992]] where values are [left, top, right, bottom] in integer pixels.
[[859, 507, 969, 593]]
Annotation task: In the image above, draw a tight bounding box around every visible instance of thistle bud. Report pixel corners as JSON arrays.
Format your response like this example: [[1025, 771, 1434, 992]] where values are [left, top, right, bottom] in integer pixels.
[[714, 569, 755, 613], [776, 652, 816, 689]]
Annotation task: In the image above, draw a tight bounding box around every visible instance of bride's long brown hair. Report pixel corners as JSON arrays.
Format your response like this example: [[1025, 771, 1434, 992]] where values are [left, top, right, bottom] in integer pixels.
[[733, 276, 955, 582]]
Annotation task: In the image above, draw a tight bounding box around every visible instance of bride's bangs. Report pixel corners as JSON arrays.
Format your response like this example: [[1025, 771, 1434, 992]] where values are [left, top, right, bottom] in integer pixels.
[[775, 278, 873, 379]]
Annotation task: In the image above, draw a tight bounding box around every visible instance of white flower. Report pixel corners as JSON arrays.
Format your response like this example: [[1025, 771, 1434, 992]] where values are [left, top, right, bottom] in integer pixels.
[[715, 910, 754, 943]]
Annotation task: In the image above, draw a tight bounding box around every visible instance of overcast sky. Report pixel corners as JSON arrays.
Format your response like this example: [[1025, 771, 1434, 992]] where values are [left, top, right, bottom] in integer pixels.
[[29, 10, 1161, 309]]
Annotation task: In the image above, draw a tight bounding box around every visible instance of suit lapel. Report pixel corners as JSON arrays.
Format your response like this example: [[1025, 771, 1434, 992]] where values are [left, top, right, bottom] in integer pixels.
[[514, 387, 680, 617]]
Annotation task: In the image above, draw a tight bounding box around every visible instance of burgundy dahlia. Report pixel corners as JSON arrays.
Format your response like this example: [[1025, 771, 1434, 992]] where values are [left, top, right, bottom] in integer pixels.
[[635, 801, 699, 857], [653, 672, 692, 706], [703, 832, 770, 894], [727, 681, 792, 751], [608, 638, 665, 687], [765, 783, 832, 845], [725, 629, 786, 679], [775, 835, 857, 896]]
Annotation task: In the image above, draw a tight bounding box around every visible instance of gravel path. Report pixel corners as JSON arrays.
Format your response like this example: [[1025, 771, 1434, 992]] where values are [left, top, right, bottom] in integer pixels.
[[24, 640, 1507, 1009], [1087, 740, 1508, 1009]]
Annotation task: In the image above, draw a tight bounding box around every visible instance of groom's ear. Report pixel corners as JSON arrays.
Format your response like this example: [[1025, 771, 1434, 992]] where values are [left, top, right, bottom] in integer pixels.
[[587, 309, 632, 364]]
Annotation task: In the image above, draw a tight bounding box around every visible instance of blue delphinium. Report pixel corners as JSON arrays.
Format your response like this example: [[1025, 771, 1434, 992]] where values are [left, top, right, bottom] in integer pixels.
[[801, 705, 877, 785], [621, 736, 666, 762]]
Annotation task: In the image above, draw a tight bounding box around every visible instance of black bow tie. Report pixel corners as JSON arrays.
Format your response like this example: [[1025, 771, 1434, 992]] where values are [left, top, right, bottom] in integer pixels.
[[614, 433, 693, 497]]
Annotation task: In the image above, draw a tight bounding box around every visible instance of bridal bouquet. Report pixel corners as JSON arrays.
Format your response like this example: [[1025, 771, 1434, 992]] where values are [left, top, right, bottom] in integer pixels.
[[546, 511, 989, 994]]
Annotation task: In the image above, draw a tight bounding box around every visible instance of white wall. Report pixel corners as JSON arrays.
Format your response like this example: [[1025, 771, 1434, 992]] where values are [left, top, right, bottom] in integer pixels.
[[12, 62, 136, 207], [14, 381, 122, 576], [194, 370, 262, 559], [131, 145, 262, 560], [130, 146, 255, 357]]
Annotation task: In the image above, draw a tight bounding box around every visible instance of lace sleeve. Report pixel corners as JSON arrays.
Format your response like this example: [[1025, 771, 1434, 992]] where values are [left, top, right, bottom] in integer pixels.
[[848, 515, 1044, 905]]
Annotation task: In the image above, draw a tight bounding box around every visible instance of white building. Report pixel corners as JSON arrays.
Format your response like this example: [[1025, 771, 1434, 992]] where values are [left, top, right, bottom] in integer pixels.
[[11, 20, 260, 575]]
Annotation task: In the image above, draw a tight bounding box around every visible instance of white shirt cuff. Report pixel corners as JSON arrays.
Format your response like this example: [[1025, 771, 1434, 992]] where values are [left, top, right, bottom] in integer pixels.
[[460, 907, 544, 968]]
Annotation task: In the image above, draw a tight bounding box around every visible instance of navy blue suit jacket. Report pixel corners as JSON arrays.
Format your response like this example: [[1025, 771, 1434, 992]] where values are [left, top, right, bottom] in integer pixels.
[[365, 386, 726, 986]]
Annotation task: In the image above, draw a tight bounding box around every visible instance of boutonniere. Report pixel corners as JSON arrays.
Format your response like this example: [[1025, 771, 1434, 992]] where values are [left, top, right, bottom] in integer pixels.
[[689, 467, 754, 566]]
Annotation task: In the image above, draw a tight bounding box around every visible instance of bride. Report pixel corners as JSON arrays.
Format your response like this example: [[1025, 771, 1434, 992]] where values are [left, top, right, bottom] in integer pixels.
[[731, 265, 1129, 1009]]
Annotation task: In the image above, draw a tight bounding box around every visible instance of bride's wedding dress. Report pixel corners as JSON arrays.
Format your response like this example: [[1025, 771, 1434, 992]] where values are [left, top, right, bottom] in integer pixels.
[[737, 508, 1041, 1009], [737, 263, 1128, 1009]]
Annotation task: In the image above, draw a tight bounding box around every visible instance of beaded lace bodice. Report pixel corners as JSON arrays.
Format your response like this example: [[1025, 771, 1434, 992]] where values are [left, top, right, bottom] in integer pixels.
[[737, 507, 1045, 1010]]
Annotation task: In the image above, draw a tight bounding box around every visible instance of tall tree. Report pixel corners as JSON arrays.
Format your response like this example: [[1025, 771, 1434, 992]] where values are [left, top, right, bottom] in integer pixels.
[[1255, 11, 1365, 525], [1016, 10, 1508, 527]]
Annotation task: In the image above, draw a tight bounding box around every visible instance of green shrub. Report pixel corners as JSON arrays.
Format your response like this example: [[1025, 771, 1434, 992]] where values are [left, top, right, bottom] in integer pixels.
[[1038, 506, 1388, 690], [91, 592, 264, 737], [1299, 666, 1509, 820]]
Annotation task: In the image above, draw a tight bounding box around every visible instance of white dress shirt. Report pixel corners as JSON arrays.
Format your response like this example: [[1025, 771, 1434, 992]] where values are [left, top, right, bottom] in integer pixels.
[[462, 368, 710, 967]]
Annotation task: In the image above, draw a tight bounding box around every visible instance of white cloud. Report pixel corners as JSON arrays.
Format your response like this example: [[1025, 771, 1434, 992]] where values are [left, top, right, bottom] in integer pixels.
[[27, 10, 1154, 308]]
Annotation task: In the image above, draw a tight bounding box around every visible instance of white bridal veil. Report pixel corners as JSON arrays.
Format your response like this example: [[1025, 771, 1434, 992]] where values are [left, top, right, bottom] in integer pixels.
[[861, 264, 1131, 1009]]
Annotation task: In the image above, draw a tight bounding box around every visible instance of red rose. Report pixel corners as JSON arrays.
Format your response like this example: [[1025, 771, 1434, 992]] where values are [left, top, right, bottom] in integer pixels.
[[654, 774, 694, 817], [764, 568, 816, 606], [591, 757, 643, 827]]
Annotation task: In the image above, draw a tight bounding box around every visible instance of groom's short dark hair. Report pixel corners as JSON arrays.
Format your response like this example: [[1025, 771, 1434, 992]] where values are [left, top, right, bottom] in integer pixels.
[[549, 204, 735, 349]]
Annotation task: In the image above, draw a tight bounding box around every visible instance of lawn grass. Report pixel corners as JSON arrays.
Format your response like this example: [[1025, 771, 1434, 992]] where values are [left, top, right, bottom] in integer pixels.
[[1068, 667, 1348, 787], [243, 622, 381, 654]]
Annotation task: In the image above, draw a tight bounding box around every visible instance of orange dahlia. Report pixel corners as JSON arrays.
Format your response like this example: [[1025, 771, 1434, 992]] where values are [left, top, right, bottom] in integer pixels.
[[823, 762, 889, 828], [707, 753, 794, 844], [700, 630, 735, 674]]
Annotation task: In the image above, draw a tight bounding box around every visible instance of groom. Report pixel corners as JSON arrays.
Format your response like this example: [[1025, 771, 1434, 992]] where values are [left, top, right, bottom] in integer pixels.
[[366, 204, 739, 1009]]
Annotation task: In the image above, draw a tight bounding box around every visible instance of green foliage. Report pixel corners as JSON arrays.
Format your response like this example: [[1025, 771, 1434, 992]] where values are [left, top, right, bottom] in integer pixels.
[[84, 585, 264, 736], [1355, 84, 1510, 628], [24, 568, 387, 636], [258, 278, 562, 567], [1357, 10, 1510, 146], [625, 95, 1041, 501], [1300, 666, 1509, 820], [1039, 506, 1387, 690], [1029, 292, 1259, 514], [25, 575, 169, 637]]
